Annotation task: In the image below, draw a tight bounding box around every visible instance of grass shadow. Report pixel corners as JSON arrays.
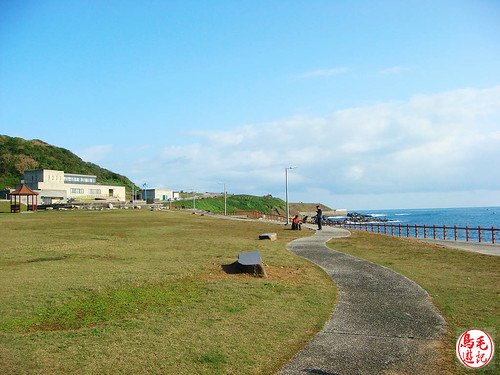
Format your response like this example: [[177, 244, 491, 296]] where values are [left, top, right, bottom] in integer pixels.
[[221, 262, 266, 277]]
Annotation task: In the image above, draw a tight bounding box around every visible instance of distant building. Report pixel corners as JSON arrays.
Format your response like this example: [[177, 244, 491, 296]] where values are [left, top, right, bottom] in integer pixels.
[[23, 169, 126, 204], [0, 189, 10, 199], [143, 188, 179, 202]]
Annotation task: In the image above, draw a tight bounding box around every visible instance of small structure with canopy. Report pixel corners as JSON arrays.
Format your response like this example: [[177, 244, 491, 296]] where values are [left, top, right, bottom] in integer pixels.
[[9, 183, 39, 213]]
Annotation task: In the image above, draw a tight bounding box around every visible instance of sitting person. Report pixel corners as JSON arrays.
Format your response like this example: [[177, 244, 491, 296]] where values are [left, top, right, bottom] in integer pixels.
[[291, 215, 302, 230]]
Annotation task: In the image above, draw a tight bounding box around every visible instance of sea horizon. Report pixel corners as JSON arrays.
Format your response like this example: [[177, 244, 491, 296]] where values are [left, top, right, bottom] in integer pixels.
[[347, 206, 499, 229], [329, 206, 499, 242], [350, 205, 500, 212]]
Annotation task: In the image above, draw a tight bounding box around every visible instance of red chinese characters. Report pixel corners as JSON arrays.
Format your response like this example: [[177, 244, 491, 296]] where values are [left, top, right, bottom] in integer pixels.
[[456, 330, 494, 369]]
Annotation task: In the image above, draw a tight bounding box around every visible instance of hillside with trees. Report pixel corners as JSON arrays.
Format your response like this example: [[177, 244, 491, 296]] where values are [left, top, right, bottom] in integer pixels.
[[0, 135, 332, 214], [0, 135, 139, 192], [171, 195, 332, 215], [171, 194, 286, 214]]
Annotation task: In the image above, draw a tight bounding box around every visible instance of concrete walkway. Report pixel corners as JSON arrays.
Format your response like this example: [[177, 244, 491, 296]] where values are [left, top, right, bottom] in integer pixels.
[[418, 238, 500, 256], [279, 226, 447, 375]]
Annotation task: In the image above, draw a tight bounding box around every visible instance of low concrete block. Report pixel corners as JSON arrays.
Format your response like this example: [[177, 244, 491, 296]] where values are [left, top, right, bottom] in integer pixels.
[[233, 251, 267, 277], [259, 232, 277, 241], [238, 251, 261, 266]]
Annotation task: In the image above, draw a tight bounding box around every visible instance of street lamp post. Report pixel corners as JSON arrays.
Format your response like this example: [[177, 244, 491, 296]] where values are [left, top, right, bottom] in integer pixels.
[[187, 188, 197, 210], [285, 166, 296, 225], [219, 182, 227, 216], [143, 183, 147, 203]]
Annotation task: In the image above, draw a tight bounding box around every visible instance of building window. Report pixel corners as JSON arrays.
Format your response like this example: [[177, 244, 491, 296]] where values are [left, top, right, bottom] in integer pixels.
[[70, 188, 84, 194], [89, 189, 101, 195], [64, 175, 97, 184]]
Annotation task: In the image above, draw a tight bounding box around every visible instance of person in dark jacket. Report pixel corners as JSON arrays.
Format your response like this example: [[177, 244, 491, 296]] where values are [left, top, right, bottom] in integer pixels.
[[316, 205, 323, 230]]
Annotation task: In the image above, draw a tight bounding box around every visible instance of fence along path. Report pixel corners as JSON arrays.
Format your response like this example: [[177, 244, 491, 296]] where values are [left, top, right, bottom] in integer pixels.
[[216, 209, 500, 246], [336, 222, 498, 244]]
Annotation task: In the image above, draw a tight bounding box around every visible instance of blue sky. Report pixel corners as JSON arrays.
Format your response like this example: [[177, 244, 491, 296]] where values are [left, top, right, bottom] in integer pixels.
[[1, 0, 499, 209]]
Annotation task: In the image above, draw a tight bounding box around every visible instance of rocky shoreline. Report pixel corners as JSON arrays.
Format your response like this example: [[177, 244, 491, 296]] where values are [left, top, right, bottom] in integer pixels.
[[328, 212, 390, 223]]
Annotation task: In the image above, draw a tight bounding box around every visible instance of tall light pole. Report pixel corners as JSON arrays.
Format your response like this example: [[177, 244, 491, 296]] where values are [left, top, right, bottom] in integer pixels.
[[143, 183, 147, 203], [219, 182, 227, 215], [187, 188, 196, 210], [285, 166, 296, 225]]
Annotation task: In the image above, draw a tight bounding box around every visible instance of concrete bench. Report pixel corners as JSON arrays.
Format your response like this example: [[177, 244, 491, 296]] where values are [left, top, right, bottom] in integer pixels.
[[259, 232, 277, 241], [237, 251, 267, 277]]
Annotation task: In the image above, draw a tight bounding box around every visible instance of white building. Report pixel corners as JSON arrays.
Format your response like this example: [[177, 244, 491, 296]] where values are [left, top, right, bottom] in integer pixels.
[[24, 169, 126, 204], [143, 188, 179, 202]]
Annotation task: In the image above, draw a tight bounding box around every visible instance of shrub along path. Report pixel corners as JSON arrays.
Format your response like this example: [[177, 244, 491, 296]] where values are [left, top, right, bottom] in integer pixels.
[[279, 225, 447, 375]]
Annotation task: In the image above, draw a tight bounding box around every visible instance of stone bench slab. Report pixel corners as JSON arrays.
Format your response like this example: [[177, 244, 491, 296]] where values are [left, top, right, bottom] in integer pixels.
[[236, 251, 267, 277], [259, 232, 277, 241], [238, 251, 262, 266]]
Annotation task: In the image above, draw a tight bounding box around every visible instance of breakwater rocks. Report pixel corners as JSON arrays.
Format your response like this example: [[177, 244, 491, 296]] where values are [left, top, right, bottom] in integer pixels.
[[345, 212, 389, 223]]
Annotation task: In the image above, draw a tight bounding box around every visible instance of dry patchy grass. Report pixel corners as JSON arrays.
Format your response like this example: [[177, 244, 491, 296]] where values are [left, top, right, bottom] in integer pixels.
[[0, 210, 334, 374]]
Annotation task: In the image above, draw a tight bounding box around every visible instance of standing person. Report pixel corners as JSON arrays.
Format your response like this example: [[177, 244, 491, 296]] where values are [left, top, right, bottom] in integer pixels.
[[316, 205, 323, 230]]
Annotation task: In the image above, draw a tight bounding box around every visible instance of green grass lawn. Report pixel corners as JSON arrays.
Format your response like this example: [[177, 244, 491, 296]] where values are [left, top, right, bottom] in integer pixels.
[[0, 200, 17, 213], [0, 210, 335, 374], [0, 201, 29, 213], [328, 231, 499, 374]]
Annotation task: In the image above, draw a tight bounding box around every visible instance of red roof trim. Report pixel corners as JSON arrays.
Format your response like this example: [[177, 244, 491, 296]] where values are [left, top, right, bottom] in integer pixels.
[[10, 183, 39, 196]]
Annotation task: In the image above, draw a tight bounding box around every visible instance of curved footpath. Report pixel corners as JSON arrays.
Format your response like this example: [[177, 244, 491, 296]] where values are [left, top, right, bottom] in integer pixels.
[[279, 225, 447, 375]]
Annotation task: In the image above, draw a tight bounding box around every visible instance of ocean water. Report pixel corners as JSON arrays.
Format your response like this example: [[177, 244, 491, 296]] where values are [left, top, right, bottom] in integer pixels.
[[356, 206, 500, 228], [334, 206, 500, 243]]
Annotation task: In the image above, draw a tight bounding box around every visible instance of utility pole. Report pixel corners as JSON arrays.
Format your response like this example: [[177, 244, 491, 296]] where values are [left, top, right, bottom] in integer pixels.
[[219, 182, 227, 215], [285, 166, 296, 225]]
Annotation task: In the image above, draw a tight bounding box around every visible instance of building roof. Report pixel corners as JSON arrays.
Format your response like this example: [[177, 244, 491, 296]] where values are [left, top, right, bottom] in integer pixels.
[[10, 183, 39, 196]]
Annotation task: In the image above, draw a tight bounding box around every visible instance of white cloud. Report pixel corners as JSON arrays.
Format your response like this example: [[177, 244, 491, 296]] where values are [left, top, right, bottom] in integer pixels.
[[77, 144, 113, 163], [298, 67, 350, 78], [305, 188, 500, 210], [122, 86, 500, 208], [188, 129, 248, 146], [344, 165, 365, 181]]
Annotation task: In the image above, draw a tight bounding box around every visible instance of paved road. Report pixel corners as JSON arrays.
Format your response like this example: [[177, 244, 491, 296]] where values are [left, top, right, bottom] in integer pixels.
[[279, 226, 447, 375]]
